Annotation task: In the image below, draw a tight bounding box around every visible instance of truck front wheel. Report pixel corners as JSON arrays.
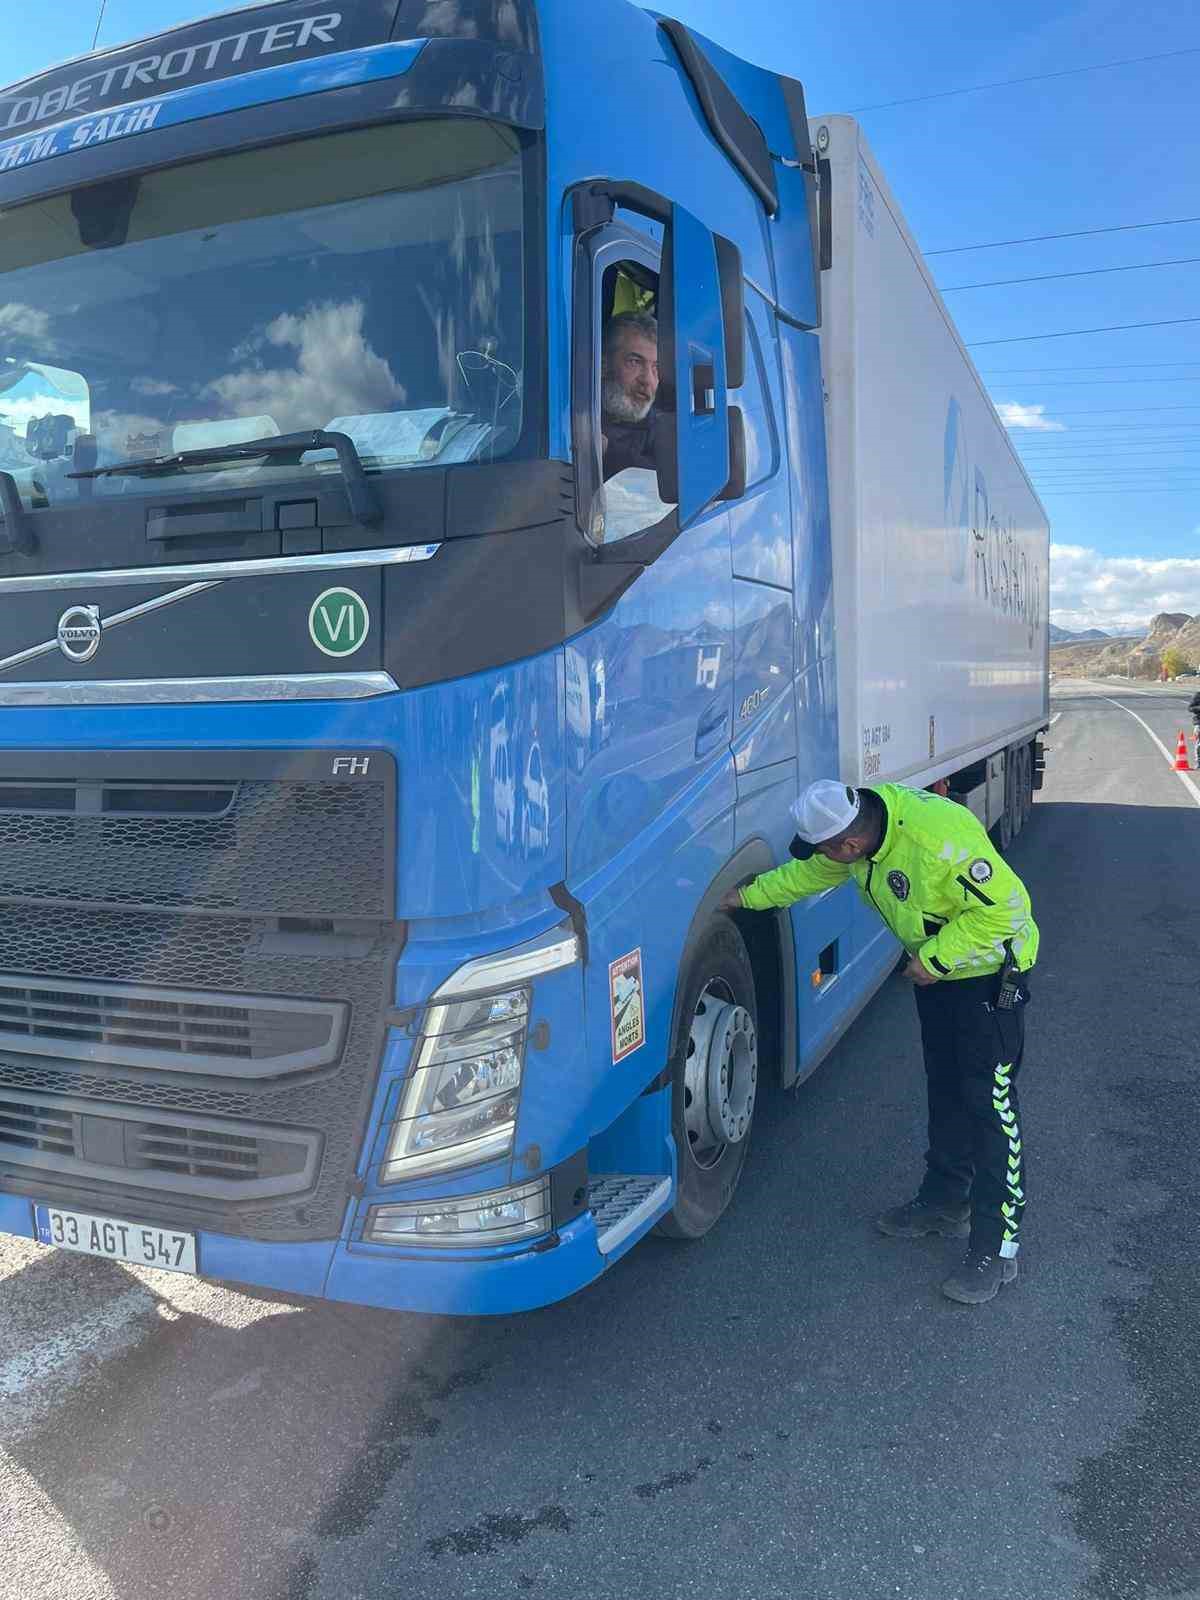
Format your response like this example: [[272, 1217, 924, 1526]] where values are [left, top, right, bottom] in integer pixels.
[[656, 919, 758, 1239]]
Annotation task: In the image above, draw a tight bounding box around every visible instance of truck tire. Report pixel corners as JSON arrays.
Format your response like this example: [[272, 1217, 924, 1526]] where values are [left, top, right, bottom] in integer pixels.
[[992, 755, 1015, 854], [1011, 746, 1027, 839], [1021, 743, 1035, 824], [656, 918, 758, 1240]]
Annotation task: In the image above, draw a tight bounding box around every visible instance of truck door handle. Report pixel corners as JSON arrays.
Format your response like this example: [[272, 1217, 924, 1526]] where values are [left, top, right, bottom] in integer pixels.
[[695, 702, 729, 758]]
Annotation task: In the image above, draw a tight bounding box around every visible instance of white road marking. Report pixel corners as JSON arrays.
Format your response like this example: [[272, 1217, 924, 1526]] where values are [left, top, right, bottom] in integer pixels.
[[0, 1234, 303, 1444], [1049, 712, 1062, 727], [0, 1284, 169, 1439], [1104, 698, 1200, 808]]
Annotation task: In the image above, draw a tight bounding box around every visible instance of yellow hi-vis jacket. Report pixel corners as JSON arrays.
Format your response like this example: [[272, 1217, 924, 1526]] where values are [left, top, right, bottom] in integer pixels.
[[738, 783, 1039, 978]]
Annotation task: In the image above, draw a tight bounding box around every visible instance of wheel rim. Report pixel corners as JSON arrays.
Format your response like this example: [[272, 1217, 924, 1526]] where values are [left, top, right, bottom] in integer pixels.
[[681, 977, 758, 1170]]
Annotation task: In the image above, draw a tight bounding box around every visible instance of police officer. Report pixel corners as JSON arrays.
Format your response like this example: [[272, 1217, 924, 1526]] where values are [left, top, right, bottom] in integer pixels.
[[722, 778, 1038, 1305]]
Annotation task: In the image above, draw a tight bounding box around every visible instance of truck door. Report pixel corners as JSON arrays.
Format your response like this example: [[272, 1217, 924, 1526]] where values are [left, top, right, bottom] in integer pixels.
[[564, 190, 740, 1129], [564, 206, 735, 887], [729, 293, 796, 853]]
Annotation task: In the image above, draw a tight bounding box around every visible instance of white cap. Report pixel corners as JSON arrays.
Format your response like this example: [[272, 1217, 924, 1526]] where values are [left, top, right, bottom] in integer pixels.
[[789, 779, 861, 859]]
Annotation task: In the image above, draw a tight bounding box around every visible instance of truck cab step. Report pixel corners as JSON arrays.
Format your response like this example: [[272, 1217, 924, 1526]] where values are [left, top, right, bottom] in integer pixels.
[[588, 1174, 672, 1255]]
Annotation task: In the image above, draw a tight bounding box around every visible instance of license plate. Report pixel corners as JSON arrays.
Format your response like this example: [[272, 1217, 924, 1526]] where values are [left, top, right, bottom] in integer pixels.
[[34, 1205, 197, 1274]]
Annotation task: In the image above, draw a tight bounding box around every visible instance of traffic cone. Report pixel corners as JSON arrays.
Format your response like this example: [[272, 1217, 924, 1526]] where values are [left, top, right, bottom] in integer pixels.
[[1174, 731, 1190, 771]]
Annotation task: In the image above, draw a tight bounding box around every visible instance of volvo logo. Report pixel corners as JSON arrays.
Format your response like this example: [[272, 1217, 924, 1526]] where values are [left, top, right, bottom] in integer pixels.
[[56, 605, 102, 662]]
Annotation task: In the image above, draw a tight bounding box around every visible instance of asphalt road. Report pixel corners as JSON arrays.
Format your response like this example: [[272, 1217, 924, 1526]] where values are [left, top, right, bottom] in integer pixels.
[[2, 680, 1198, 1600]]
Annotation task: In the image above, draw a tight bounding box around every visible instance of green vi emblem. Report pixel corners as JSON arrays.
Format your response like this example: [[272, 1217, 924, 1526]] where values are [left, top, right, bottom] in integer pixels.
[[309, 587, 370, 658]]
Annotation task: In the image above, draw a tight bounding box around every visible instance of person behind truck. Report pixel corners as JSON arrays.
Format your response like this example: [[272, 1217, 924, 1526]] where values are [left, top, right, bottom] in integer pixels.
[[601, 311, 659, 480], [721, 778, 1039, 1306]]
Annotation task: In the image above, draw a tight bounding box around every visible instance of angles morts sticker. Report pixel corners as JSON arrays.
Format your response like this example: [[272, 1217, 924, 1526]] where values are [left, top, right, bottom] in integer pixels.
[[609, 949, 645, 1063]]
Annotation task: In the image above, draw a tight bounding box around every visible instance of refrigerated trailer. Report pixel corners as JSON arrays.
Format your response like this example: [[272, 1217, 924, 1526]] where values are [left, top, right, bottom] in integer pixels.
[[817, 116, 1048, 839], [0, 0, 1047, 1313]]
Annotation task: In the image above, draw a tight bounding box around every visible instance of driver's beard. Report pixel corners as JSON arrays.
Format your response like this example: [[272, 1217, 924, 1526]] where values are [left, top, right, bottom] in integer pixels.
[[603, 378, 652, 423]]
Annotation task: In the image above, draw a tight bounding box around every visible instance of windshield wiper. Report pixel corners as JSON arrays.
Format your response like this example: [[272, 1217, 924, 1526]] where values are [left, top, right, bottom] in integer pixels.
[[69, 429, 380, 527]]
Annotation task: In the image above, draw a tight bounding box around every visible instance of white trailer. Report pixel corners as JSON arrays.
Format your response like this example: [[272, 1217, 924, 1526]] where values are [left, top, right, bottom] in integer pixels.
[[812, 116, 1050, 840]]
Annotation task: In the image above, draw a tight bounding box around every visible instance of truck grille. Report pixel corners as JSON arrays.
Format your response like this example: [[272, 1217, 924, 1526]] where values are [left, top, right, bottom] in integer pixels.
[[0, 774, 390, 917], [0, 1089, 319, 1200], [0, 748, 400, 1240], [0, 975, 347, 1079], [0, 1095, 73, 1156]]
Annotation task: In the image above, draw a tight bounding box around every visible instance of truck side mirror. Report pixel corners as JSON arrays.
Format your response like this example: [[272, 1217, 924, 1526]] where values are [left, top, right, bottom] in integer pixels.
[[655, 202, 730, 526]]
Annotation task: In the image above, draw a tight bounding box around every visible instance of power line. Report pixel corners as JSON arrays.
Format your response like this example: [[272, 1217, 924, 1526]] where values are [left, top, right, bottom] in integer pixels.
[[1018, 449, 1200, 458], [969, 317, 1200, 346], [981, 361, 1200, 372], [1030, 458, 1200, 465], [1028, 467, 1200, 472], [1018, 439, 1200, 448], [979, 361, 1200, 372], [1020, 459, 1200, 464], [91, 0, 107, 50], [927, 215, 1200, 257], [1015, 418, 1200, 426], [1019, 434, 1200, 442], [1019, 436, 1200, 444], [1031, 470, 1200, 478], [1013, 423, 1200, 431], [1021, 459, 1200, 467], [990, 377, 1200, 386], [1039, 487, 1200, 494], [942, 255, 1200, 292], [1036, 486, 1200, 492], [1014, 404, 1200, 414], [851, 45, 1200, 112], [1016, 419, 1200, 426]]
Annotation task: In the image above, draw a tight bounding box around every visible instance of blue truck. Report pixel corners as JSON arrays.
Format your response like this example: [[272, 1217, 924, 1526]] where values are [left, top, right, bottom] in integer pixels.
[[0, 1, 1048, 1313]]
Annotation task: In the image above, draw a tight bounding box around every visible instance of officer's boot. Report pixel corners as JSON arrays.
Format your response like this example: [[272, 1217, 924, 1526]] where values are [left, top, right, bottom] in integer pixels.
[[875, 1196, 970, 1239]]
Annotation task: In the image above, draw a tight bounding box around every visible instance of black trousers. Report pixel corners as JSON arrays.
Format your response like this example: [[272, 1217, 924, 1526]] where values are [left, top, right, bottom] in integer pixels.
[[913, 971, 1030, 1256]]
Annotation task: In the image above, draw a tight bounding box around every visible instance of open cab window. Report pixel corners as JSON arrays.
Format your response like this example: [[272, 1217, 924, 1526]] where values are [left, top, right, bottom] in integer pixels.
[[592, 254, 674, 545]]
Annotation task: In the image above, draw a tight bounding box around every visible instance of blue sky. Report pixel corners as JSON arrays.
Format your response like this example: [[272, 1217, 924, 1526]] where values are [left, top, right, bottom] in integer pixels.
[[4, 0, 1200, 628]]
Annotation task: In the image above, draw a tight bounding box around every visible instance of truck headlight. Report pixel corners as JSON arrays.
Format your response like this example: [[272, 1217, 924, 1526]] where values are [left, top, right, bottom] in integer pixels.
[[365, 1177, 551, 1247], [381, 927, 578, 1183], [382, 988, 528, 1180]]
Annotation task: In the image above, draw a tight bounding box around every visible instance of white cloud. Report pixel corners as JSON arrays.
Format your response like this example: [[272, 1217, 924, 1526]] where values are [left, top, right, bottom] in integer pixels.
[[997, 402, 1066, 433], [0, 394, 89, 436], [0, 303, 51, 343], [207, 300, 405, 430], [1050, 542, 1200, 632]]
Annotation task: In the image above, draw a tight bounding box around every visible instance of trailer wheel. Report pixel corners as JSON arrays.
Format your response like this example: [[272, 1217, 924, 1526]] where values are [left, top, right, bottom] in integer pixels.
[[656, 918, 758, 1240], [1011, 746, 1027, 839], [1021, 743, 1035, 824], [992, 755, 1015, 854]]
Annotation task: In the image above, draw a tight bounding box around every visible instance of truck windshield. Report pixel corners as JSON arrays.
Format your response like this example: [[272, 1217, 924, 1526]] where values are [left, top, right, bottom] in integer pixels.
[[0, 118, 528, 508]]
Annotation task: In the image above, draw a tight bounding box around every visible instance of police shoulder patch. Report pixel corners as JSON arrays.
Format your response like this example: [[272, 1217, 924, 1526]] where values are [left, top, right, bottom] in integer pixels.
[[887, 870, 910, 901], [968, 859, 993, 884]]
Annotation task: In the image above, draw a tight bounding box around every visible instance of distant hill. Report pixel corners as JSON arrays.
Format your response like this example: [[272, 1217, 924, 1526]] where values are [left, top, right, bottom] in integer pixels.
[[1050, 613, 1197, 679], [1049, 625, 1110, 643]]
